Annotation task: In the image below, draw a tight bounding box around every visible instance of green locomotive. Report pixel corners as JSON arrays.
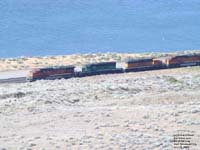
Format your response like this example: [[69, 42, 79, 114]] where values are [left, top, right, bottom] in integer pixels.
[[77, 62, 123, 77]]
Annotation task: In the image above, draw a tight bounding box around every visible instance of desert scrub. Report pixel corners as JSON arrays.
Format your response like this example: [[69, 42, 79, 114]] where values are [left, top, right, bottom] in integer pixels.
[[16, 60, 24, 64], [152, 52, 166, 58], [111, 54, 122, 62], [19, 57, 28, 61], [35, 56, 43, 59], [123, 57, 135, 62], [12, 65, 18, 69], [5, 61, 11, 64], [100, 56, 110, 61], [185, 66, 200, 71], [32, 62, 40, 65], [8, 58, 17, 62], [163, 76, 183, 84], [75, 61, 82, 65]]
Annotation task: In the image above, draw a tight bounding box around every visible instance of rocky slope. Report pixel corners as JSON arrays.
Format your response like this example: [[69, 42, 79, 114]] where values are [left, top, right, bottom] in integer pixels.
[[0, 67, 200, 150]]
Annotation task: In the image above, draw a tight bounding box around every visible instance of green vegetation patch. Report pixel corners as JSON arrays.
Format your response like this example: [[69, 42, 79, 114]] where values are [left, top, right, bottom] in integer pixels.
[[163, 76, 183, 84]]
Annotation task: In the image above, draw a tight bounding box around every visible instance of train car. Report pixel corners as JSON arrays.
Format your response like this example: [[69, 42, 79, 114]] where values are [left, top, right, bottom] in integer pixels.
[[124, 58, 163, 72], [26, 65, 75, 81], [76, 61, 123, 77], [164, 54, 200, 68]]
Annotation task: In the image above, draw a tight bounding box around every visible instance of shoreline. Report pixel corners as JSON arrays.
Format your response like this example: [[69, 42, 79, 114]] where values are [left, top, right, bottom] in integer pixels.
[[0, 50, 199, 72]]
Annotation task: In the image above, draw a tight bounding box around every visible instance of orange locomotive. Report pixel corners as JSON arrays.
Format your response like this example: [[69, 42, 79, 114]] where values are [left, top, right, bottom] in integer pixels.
[[164, 54, 200, 68], [26, 66, 75, 81], [124, 58, 163, 72]]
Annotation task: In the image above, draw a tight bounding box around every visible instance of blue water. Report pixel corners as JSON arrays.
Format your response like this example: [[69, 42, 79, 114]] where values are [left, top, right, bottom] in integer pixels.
[[0, 0, 200, 58]]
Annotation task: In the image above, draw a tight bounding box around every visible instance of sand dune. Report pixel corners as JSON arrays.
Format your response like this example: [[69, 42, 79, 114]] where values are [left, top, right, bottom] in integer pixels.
[[0, 50, 199, 72]]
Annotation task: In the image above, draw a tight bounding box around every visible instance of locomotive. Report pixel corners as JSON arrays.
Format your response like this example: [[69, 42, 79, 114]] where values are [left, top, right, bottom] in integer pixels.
[[26, 53, 200, 82], [26, 66, 75, 82], [76, 62, 123, 77], [164, 54, 200, 68], [124, 58, 164, 72]]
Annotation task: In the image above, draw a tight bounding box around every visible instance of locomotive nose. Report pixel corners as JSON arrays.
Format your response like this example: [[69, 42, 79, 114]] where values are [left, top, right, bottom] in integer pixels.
[[27, 71, 33, 76]]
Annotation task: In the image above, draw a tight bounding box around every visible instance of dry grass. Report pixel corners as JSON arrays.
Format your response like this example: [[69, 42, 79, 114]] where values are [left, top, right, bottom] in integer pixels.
[[0, 50, 199, 72]]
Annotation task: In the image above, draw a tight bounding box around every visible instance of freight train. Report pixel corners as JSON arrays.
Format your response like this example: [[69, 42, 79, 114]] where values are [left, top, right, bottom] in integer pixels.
[[26, 53, 200, 82]]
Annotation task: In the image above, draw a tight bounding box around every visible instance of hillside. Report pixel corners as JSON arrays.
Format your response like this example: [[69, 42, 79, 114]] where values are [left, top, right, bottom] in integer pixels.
[[0, 67, 200, 149], [0, 50, 199, 72]]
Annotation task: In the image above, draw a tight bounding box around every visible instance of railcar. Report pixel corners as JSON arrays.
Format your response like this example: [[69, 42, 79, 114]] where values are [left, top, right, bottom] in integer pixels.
[[165, 54, 200, 68], [76, 62, 123, 77], [26, 65, 75, 81], [124, 58, 163, 72]]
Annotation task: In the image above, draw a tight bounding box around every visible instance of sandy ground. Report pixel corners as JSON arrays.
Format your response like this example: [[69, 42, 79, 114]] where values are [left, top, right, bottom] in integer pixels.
[[0, 70, 29, 80], [0, 50, 199, 72], [0, 66, 200, 150]]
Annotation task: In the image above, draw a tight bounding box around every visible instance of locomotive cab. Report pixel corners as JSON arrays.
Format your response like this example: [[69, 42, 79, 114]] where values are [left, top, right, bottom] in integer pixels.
[[26, 69, 40, 82]]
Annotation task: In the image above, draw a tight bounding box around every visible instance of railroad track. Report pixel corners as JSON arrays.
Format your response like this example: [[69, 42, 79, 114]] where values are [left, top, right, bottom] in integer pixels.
[[0, 77, 26, 84]]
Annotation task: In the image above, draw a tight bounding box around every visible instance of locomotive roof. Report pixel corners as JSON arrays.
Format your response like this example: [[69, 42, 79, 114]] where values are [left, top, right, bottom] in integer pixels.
[[125, 58, 153, 63], [83, 61, 116, 67], [40, 65, 75, 71]]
